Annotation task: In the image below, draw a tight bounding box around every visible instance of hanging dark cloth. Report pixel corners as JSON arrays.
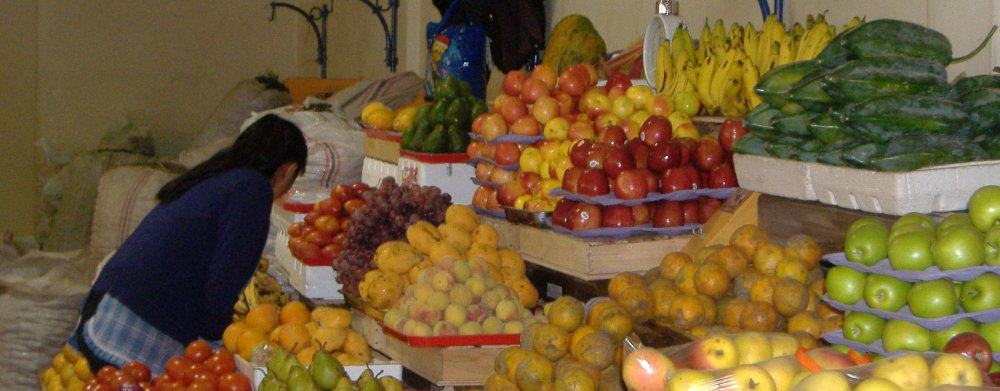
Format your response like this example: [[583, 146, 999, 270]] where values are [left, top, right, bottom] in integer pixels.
[[433, 0, 546, 72]]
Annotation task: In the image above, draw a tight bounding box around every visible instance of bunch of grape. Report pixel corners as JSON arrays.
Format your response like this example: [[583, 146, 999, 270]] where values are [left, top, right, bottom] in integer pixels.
[[333, 177, 452, 297]]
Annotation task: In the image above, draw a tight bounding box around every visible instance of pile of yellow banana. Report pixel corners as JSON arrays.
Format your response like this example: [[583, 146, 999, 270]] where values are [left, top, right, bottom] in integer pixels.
[[234, 258, 289, 320], [655, 14, 862, 117]]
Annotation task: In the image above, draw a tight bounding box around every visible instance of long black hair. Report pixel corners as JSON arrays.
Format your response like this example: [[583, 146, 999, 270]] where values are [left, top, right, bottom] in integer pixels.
[[157, 114, 308, 203]]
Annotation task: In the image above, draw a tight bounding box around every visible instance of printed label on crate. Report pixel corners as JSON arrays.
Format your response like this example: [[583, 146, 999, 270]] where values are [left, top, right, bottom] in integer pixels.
[[549, 187, 737, 206]]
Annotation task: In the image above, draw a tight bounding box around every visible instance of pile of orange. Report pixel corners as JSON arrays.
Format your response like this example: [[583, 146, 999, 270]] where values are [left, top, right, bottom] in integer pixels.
[[608, 224, 842, 345], [223, 301, 371, 366]]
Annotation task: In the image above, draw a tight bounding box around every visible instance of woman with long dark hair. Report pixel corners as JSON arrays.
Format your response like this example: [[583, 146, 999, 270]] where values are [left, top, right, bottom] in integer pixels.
[[68, 114, 307, 373]]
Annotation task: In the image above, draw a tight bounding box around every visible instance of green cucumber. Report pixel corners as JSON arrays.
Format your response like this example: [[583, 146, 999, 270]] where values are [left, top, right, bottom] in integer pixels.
[[842, 19, 996, 65], [773, 112, 818, 138], [954, 75, 1000, 99], [755, 61, 822, 108], [823, 55, 948, 103], [840, 95, 971, 140]]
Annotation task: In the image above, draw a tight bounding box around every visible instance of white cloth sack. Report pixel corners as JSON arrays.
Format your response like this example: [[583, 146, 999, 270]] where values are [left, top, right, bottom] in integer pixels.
[[89, 166, 178, 258]]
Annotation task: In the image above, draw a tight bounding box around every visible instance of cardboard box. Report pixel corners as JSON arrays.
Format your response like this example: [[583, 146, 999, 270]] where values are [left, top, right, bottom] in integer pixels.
[[364, 129, 402, 164], [733, 154, 1000, 216], [481, 216, 689, 281]]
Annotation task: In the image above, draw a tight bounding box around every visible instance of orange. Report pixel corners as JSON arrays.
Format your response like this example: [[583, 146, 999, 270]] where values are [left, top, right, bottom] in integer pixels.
[[749, 276, 777, 303], [245, 304, 279, 332], [787, 311, 822, 338], [697, 294, 717, 326], [278, 323, 311, 353], [547, 296, 585, 332], [650, 281, 680, 325], [784, 234, 822, 270], [659, 252, 692, 280], [694, 263, 731, 299], [809, 278, 826, 298], [312, 326, 347, 352], [752, 242, 785, 275], [279, 301, 311, 325], [717, 298, 747, 329], [510, 278, 540, 308], [669, 294, 706, 330], [586, 299, 618, 326], [793, 331, 818, 349], [739, 301, 779, 332], [496, 347, 530, 380], [570, 331, 615, 370], [607, 272, 644, 299], [772, 278, 809, 317], [774, 258, 809, 283], [730, 224, 769, 257], [296, 346, 318, 366], [695, 245, 725, 263], [733, 269, 765, 300], [674, 264, 699, 295], [313, 307, 352, 329], [222, 322, 248, 352], [616, 287, 654, 321], [707, 245, 750, 278], [236, 328, 267, 361], [593, 307, 633, 342]]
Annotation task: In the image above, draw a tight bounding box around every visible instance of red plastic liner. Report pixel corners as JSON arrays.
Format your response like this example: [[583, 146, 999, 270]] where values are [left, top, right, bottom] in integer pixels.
[[365, 128, 403, 142], [399, 149, 470, 164], [381, 323, 519, 347], [296, 255, 334, 267], [281, 201, 316, 214]]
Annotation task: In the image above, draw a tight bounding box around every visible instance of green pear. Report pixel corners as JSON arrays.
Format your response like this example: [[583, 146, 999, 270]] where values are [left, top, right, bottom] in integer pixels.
[[378, 376, 403, 391], [289, 365, 319, 391], [333, 377, 353, 391], [260, 373, 281, 391], [310, 350, 346, 390], [268, 348, 293, 382], [357, 369, 384, 391]]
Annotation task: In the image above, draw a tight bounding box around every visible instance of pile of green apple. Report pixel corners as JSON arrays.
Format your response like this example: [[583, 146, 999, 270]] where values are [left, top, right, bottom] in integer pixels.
[[793, 352, 991, 390]]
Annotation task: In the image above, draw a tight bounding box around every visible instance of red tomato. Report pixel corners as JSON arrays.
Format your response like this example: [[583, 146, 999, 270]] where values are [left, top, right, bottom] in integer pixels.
[[304, 211, 321, 225], [152, 373, 172, 386], [96, 366, 118, 384], [123, 361, 152, 382], [321, 244, 340, 259], [350, 182, 370, 198], [87, 382, 114, 391], [138, 382, 153, 391], [287, 222, 305, 237], [110, 373, 137, 388], [216, 373, 252, 391], [314, 215, 341, 235], [331, 184, 351, 201], [185, 380, 216, 391], [339, 218, 351, 233], [158, 381, 186, 391], [332, 232, 348, 247], [315, 198, 343, 215], [190, 371, 217, 387], [185, 340, 213, 363], [182, 362, 207, 384], [718, 117, 749, 152], [343, 198, 365, 215], [304, 230, 333, 246], [165, 357, 191, 381], [204, 350, 236, 375], [299, 225, 318, 237], [298, 241, 322, 260]]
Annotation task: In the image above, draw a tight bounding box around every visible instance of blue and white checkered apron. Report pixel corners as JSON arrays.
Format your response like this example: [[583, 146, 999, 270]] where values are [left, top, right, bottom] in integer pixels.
[[76, 294, 185, 374]]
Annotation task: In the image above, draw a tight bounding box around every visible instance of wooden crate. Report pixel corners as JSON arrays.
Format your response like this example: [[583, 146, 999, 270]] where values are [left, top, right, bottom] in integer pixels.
[[382, 334, 508, 387], [481, 216, 690, 281], [756, 194, 898, 254], [364, 129, 402, 164]]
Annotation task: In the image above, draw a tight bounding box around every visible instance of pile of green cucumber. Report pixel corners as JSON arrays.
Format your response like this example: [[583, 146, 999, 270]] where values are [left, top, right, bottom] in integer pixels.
[[734, 19, 999, 171]]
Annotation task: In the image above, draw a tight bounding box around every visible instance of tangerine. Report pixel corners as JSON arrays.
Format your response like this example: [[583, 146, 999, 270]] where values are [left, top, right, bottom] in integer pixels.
[[279, 301, 311, 325], [730, 224, 770, 257], [674, 264, 699, 295], [245, 304, 279, 332], [774, 258, 809, 283], [740, 301, 779, 332], [752, 242, 785, 275], [607, 272, 644, 299], [659, 252, 693, 280], [669, 294, 706, 330], [694, 263, 731, 299], [784, 234, 822, 270], [707, 245, 750, 278], [772, 278, 808, 317]]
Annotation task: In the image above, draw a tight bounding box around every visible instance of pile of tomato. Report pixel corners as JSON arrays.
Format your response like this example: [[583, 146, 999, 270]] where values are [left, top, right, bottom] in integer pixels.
[[287, 183, 370, 262], [84, 340, 251, 391]]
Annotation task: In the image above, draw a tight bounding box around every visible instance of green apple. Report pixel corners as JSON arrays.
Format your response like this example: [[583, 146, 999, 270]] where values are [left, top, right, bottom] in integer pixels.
[[968, 185, 1000, 231], [937, 213, 975, 235], [849, 217, 887, 234], [864, 274, 912, 312], [960, 273, 1000, 312], [930, 319, 978, 351], [893, 213, 936, 233], [985, 225, 1000, 266], [932, 226, 985, 270], [882, 319, 932, 352], [826, 266, 866, 305], [907, 280, 958, 318], [981, 320, 1000, 352], [843, 311, 887, 344], [846, 223, 890, 265], [889, 223, 934, 242], [888, 230, 934, 270]]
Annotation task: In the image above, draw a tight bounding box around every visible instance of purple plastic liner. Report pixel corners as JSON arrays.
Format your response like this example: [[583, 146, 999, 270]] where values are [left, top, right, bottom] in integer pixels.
[[549, 187, 737, 206], [472, 206, 505, 219], [822, 329, 1000, 362], [468, 157, 519, 172], [469, 133, 544, 145], [471, 177, 500, 189], [821, 294, 1000, 331], [547, 218, 702, 239], [823, 252, 1000, 282]]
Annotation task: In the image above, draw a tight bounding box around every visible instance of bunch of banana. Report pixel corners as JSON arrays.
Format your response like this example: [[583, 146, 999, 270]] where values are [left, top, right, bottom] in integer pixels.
[[653, 14, 862, 117], [234, 258, 288, 320]]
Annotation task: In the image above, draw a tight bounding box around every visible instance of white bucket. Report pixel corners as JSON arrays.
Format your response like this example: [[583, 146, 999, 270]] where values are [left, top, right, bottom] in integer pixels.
[[643, 14, 686, 90]]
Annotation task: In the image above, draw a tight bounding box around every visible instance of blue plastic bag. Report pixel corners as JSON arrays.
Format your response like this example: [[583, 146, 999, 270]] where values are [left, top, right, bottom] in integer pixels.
[[425, 0, 488, 99]]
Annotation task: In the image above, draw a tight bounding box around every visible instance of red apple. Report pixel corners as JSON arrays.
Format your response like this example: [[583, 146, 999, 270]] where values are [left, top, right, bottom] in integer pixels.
[[562, 167, 584, 193], [511, 116, 541, 136], [569, 202, 602, 231], [679, 202, 696, 225], [637, 168, 659, 193], [482, 143, 497, 160], [494, 143, 522, 166], [552, 199, 578, 228], [647, 95, 672, 117], [683, 165, 703, 188], [639, 115, 673, 146], [554, 91, 576, 117], [661, 165, 700, 193], [632, 204, 650, 225], [708, 163, 738, 188], [625, 139, 652, 169], [517, 171, 542, 194], [497, 181, 527, 207], [472, 186, 491, 208], [651, 201, 684, 227], [718, 118, 749, 152], [598, 125, 627, 147], [530, 64, 557, 89], [648, 140, 684, 173], [566, 64, 593, 87], [485, 188, 500, 210], [944, 332, 994, 372], [568, 120, 596, 141], [503, 70, 528, 96], [603, 146, 635, 178], [583, 143, 610, 170], [607, 86, 626, 99], [489, 166, 515, 185], [531, 96, 559, 124], [607, 74, 632, 91], [520, 78, 550, 104], [602, 205, 636, 228], [559, 70, 587, 97], [569, 140, 595, 168], [676, 137, 697, 165], [577, 169, 610, 196], [481, 113, 508, 141], [694, 137, 726, 172], [471, 114, 487, 134], [499, 95, 529, 123], [467, 140, 487, 159], [613, 169, 650, 200], [697, 197, 722, 223], [619, 118, 639, 139], [475, 162, 494, 181]]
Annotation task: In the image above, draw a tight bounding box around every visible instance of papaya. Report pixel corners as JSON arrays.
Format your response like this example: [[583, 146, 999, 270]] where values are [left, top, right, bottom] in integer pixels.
[[543, 15, 607, 73]]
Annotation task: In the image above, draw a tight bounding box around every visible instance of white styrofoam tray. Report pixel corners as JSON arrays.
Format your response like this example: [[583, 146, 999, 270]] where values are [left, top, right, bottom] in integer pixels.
[[733, 153, 1000, 215], [235, 351, 402, 388], [362, 157, 400, 188], [275, 229, 343, 302], [397, 156, 475, 205]]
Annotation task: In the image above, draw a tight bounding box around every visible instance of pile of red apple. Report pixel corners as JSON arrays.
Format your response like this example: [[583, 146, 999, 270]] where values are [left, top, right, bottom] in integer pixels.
[[85, 340, 251, 391], [287, 183, 369, 264], [551, 195, 723, 231]]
